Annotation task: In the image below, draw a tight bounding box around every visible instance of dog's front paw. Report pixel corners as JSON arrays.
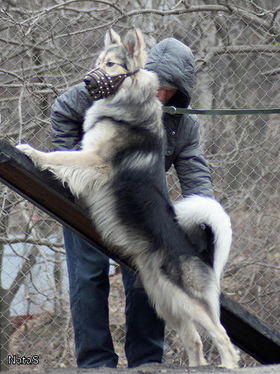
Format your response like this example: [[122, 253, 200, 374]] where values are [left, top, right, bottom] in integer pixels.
[[16, 144, 42, 166], [16, 144, 36, 157]]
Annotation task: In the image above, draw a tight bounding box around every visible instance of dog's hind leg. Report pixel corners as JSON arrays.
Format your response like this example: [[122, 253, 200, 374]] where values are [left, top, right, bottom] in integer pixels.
[[178, 321, 207, 367], [134, 257, 210, 367], [168, 293, 238, 368], [136, 256, 238, 369], [193, 308, 239, 368]]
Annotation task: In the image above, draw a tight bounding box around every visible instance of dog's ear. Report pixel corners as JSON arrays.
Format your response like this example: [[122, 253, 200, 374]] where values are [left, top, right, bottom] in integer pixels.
[[122, 28, 146, 71], [104, 29, 121, 48]]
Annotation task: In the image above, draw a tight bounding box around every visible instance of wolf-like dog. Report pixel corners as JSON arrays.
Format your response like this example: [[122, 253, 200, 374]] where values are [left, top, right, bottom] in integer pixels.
[[17, 28, 239, 368]]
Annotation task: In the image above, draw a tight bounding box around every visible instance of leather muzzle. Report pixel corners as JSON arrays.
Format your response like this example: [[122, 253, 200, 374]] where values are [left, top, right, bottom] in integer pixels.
[[84, 67, 133, 100]]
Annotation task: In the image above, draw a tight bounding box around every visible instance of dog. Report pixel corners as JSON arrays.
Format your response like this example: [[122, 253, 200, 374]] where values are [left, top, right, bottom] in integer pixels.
[[17, 28, 239, 368]]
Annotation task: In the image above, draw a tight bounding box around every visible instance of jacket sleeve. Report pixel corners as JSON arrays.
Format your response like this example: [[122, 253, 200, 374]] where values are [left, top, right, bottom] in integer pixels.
[[51, 83, 92, 150], [174, 115, 214, 198]]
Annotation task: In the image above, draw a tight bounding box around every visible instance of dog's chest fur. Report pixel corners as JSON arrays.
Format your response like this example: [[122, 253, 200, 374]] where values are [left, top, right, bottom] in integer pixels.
[[82, 118, 122, 160]]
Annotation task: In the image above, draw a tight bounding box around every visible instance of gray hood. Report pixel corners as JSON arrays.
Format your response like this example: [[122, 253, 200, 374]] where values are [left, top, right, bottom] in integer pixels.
[[145, 38, 194, 108]]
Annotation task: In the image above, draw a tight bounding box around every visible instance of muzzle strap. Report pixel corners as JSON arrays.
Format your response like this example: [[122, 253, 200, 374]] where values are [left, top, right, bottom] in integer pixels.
[[84, 68, 136, 100]]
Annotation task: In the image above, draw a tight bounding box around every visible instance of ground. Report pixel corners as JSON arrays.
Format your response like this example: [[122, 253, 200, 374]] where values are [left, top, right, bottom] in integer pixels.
[[2, 363, 280, 374]]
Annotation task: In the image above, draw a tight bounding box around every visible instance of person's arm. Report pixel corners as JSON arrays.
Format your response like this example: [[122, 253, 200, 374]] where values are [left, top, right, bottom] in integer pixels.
[[51, 82, 92, 151], [174, 116, 214, 198]]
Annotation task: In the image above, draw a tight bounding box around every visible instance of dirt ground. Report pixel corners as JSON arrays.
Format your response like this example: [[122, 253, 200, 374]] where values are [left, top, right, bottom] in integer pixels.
[[2, 363, 280, 374]]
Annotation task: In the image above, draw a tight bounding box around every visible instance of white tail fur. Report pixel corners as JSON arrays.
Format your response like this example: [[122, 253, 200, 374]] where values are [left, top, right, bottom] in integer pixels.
[[174, 195, 232, 282]]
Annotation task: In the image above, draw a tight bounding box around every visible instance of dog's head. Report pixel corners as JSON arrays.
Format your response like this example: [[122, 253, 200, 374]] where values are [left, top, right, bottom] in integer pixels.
[[99, 28, 146, 74], [84, 28, 147, 100]]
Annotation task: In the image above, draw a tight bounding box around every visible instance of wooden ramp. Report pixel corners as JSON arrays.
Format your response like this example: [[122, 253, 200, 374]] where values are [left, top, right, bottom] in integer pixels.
[[0, 140, 279, 364]]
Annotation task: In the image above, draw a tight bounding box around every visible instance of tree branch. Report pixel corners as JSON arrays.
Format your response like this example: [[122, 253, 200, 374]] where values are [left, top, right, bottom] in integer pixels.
[[262, 67, 280, 77], [0, 236, 65, 253], [5, 245, 39, 306]]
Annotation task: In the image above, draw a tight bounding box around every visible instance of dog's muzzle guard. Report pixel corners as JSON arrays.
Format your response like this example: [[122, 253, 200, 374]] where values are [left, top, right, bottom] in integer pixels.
[[84, 67, 136, 100]]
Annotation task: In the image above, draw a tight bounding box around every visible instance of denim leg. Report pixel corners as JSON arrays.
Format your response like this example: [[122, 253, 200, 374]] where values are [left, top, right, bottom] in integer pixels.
[[121, 266, 165, 368], [63, 227, 118, 368]]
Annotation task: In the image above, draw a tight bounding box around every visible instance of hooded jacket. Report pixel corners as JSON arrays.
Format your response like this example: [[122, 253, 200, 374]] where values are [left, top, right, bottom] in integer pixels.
[[51, 38, 213, 198]]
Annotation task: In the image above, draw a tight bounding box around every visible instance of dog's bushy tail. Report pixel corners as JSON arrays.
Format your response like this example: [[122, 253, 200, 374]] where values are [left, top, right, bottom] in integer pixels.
[[174, 195, 232, 283]]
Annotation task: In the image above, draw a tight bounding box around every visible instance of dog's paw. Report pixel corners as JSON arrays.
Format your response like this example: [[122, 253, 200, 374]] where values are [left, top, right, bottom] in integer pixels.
[[16, 144, 36, 158], [16, 144, 43, 167]]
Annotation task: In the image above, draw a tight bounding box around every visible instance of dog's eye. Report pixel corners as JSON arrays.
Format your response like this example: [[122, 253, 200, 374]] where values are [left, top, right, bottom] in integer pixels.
[[106, 61, 115, 67]]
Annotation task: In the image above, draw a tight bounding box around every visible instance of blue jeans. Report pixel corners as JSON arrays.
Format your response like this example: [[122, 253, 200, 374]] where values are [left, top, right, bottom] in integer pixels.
[[63, 227, 165, 368]]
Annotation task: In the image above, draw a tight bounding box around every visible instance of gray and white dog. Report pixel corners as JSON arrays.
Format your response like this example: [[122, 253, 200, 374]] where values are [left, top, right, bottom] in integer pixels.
[[17, 28, 239, 368]]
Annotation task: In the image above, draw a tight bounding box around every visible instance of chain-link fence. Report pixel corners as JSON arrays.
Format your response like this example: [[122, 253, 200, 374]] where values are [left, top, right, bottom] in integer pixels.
[[1, 0, 280, 371]]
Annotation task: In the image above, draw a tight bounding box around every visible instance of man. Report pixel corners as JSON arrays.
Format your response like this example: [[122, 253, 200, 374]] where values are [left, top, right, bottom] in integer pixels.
[[51, 37, 213, 368]]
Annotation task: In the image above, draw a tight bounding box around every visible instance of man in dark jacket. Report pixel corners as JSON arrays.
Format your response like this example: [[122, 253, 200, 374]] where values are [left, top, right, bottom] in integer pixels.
[[51, 38, 213, 368]]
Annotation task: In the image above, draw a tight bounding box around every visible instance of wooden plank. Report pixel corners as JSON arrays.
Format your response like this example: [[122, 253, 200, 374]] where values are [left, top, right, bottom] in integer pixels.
[[221, 294, 280, 364], [0, 140, 279, 364]]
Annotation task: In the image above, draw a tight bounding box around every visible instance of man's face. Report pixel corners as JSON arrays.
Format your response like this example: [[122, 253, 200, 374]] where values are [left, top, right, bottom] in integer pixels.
[[157, 86, 177, 104]]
